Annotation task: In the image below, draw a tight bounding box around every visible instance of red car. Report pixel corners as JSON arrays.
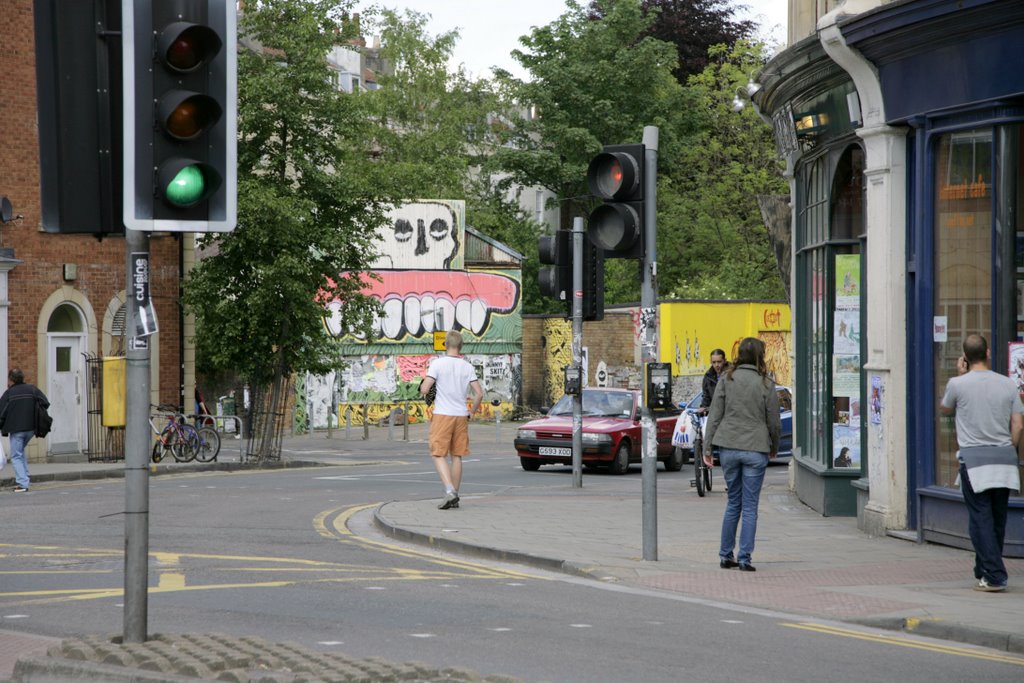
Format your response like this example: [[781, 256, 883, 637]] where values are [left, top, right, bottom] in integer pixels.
[[514, 388, 684, 474]]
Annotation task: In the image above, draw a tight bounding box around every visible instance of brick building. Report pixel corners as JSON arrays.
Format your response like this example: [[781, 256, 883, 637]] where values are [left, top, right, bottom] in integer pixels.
[[1, 0, 188, 464]]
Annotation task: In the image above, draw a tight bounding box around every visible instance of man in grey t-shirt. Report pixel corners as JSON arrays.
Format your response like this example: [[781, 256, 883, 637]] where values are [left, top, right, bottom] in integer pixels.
[[940, 334, 1023, 592]]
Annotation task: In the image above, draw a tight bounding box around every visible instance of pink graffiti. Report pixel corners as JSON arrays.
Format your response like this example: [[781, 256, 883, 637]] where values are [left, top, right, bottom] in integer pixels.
[[397, 355, 433, 382]]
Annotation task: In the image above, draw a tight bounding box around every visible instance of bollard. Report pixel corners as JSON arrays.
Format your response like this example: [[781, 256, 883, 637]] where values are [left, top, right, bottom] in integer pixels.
[[345, 406, 352, 440], [362, 403, 369, 440], [495, 408, 502, 443], [403, 402, 409, 441], [387, 407, 398, 441]]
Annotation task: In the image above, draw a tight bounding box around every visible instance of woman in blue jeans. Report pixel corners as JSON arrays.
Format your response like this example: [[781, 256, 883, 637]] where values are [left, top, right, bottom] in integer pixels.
[[702, 338, 781, 572]]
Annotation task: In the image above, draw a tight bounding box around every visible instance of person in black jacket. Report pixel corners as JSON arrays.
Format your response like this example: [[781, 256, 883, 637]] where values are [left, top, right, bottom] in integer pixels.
[[0, 368, 50, 493], [699, 349, 728, 414]]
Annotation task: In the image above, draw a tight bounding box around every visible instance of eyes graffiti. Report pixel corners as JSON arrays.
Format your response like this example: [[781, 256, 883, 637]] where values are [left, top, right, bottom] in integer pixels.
[[392, 218, 450, 244]]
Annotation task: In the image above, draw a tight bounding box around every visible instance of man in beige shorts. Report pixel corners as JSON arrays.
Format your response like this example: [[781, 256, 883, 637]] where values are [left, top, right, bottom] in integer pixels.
[[420, 330, 484, 509]]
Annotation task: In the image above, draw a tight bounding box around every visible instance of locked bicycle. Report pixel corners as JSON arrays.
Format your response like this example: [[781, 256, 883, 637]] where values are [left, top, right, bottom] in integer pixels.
[[149, 405, 221, 463]]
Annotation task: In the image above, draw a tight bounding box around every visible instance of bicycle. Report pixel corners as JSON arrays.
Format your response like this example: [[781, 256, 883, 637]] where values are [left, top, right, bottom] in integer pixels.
[[688, 410, 713, 497], [189, 416, 222, 462], [149, 405, 198, 463]]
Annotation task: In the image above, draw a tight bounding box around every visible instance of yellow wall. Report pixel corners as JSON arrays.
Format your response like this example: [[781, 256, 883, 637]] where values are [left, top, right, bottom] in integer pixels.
[[660, 302, 792, 386]]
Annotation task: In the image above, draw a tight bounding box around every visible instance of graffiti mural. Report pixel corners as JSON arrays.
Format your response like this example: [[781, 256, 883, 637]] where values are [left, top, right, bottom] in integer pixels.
[[371, 201, 465, 271], [327, 352, 521, 426], [542, 319, 572, 407], [325, 269, 521, 343]]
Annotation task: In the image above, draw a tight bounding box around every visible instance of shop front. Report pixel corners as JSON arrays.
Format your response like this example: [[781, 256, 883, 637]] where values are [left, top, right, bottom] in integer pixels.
[[758, 0, 1024, 553]]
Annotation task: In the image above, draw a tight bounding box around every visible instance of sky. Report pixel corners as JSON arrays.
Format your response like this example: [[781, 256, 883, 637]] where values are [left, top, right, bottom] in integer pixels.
[[360, 1, 788, 81]]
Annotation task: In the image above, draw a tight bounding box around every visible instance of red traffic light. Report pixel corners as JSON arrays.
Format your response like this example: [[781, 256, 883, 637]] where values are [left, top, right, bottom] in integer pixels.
[[587, 151, 641, 200], [158, 23, 223, 73]]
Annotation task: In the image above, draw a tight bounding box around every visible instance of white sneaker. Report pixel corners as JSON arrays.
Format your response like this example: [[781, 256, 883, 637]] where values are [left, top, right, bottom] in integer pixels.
[[438, 492, 460, 510], [974, 577, 1007, 592]]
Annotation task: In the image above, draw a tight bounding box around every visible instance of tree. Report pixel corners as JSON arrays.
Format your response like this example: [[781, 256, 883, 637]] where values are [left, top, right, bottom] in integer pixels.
[[183, 0, 389, 459], [657, 41, 787, 300], [589, 0, 756, 83], [492, 0, 695, 310]]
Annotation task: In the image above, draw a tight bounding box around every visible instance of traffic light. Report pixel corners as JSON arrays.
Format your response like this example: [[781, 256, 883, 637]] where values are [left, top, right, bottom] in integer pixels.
[[539, 230, 604, 321], [586, 143, 645, 259], [34, 0, 123, 235], [582, 239, 604, 321], [538, 230, 571, 316], [123, 0, 236, 232]]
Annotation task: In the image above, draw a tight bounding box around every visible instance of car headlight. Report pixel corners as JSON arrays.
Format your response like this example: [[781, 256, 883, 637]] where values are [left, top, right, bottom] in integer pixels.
[[517, 429, 536, 440], [582, 432, 612, 445]]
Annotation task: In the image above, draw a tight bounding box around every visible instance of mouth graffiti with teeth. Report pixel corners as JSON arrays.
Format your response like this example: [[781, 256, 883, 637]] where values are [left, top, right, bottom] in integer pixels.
[[324, 270, 521, 341]]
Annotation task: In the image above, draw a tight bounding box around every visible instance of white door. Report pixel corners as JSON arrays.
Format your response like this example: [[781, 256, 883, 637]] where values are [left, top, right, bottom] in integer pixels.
[[48, 335, 82, 453]]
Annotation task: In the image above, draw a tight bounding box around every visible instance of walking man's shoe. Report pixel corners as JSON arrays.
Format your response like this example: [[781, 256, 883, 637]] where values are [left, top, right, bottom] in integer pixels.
[[974, 577, 1007, 592], [438, 492, 460, 510], [13, 486, 28, 493]]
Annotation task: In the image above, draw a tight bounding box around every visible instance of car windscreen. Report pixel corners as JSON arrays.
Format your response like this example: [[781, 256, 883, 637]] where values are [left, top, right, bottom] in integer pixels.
[[549, 391, 634, 417]]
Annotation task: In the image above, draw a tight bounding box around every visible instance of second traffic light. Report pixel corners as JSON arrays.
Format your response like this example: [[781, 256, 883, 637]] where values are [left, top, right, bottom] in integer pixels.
[[586, 143, 645, 259], [538, 230, 604, 321], [123, 0, 236, 232]]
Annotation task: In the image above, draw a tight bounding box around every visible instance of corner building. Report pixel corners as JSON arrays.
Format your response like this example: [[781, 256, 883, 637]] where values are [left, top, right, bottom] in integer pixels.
[[758, 0, 1024, 555]]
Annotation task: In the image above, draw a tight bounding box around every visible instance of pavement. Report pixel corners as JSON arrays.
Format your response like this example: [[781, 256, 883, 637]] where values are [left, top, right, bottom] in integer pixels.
[[2, 420, 1024, 681]]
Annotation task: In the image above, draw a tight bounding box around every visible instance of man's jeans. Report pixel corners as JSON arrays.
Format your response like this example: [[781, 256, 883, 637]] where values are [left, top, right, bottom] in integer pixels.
[[9, 430, 34, 489], [718, 448, 768, 565], [959, 463, 1010, 585]]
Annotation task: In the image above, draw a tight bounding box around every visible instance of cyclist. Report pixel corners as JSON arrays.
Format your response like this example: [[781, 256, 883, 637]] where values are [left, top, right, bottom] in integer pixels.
[[699, 349, 728, 415]]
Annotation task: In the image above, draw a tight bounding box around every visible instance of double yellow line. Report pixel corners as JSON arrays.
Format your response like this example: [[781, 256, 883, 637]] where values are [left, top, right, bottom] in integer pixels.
[[783, 622, 1024, 666]]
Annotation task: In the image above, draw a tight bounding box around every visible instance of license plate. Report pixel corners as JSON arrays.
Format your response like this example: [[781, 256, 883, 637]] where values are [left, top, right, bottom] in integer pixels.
[[539, 446, 571, 456]]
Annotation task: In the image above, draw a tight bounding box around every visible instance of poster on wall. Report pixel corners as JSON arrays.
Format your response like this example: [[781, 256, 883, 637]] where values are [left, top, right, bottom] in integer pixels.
[[869, 375, 883, 425], [833, 354, 860, 396], [1008, 342, 1024, 398], [832, 424, 860, 468], [835, 254, 861, 310], [833, 310, 860, 355]]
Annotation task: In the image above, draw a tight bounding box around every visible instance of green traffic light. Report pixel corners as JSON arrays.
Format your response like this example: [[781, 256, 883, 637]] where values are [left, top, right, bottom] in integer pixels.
[[165, 165, 206, 207]]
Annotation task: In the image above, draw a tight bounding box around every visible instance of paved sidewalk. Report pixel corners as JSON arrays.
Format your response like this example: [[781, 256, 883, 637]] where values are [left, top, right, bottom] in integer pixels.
[[3, 422, 1023, 681]]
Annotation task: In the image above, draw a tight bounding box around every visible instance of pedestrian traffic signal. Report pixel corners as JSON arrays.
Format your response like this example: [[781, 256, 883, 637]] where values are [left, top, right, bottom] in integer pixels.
[[586, 143, 645, 259], [538, 230, 571, 314], [123, 0, 236, 232]]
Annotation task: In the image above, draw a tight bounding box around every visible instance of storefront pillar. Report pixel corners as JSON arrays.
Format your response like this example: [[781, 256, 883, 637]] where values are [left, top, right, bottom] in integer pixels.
[[820, 14, 910, 534]]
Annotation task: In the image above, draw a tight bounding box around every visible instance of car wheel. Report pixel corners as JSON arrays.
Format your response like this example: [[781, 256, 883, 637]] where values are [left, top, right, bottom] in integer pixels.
[[609, 441, 630, 475], [520, 457, 541, 471], [665, 446, 684, 472]]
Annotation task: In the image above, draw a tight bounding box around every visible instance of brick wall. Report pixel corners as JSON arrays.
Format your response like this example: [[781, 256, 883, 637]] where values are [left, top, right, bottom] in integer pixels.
[[2, 0, 183, 462]]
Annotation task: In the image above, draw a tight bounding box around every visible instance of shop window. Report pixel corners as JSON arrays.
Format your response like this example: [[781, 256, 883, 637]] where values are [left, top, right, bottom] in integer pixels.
[[932, 125, 1024, 490], [795, 144, 864, 469]]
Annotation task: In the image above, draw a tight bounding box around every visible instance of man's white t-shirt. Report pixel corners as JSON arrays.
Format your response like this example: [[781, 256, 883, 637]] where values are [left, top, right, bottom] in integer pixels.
[[427, 355, 478, 416]]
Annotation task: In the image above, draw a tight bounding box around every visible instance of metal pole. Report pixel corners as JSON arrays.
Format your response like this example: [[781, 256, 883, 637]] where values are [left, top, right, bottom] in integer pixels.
[[495, 407, 502, 443], [641, 126, 660, 561], [403, 402, 409, 441], [571, 217, 584, 489], [124, 231, 150, 642]]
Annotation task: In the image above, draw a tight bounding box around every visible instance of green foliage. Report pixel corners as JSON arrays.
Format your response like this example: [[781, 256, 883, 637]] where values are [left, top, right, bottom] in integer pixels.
[[657, 41, 788, 301], [183, 0, 387, 384]]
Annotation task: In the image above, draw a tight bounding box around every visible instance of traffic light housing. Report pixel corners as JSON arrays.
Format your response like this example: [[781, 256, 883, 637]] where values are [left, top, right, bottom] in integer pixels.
[[538, 230, 604, 321], [123, 0, 236, 232], [34, 0, 123, 235], [538, 230, 570, 315], [586, 143, 645, 259]]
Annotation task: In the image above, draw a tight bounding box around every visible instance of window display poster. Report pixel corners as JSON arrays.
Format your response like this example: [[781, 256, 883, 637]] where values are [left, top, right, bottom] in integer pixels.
[[833, 424, 860, 468], [834, 310, 860, 355], [1009, 342, 1024, 398], [833, 354, 860, 396], [835, 254, 861, 309]]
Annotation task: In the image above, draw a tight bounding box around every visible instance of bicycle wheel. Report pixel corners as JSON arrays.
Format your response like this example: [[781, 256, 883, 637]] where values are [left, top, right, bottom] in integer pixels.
[[171, 424, 198, 463], [704, 459, 713, 492], [151, 440, 166, 463], [194, 426, 221, 463], [694, 435, 706, 497]]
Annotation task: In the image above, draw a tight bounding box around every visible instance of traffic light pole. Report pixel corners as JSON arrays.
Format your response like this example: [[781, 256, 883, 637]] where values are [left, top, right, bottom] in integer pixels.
[[124, 227, 151, 643], [571, 217, 585, 489], [640, 126, 660, 561]]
